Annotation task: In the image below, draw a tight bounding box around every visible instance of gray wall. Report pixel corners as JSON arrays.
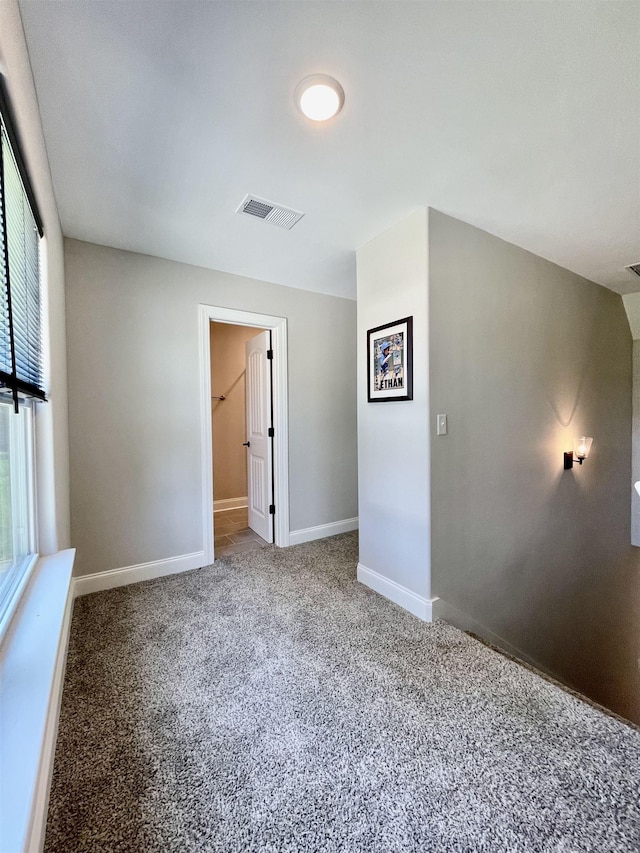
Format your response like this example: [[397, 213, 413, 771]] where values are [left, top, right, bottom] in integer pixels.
[[429, 210, 639, 724], [65, 239, 357, 577], [620, 296, 640, 546], [633, 341, 640, 546], [356, 210, 431, 600]]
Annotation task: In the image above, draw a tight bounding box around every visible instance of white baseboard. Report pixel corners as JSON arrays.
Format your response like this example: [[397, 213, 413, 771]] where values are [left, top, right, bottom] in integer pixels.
[[73, 551, 207, 597], [357, 562, 439, 622], [289, 517, 358, 546], [213, 497, 248, 512]]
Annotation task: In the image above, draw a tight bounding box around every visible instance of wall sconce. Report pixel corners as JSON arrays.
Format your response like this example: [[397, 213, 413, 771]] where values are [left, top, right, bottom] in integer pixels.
[[564, 436, 593, 469]]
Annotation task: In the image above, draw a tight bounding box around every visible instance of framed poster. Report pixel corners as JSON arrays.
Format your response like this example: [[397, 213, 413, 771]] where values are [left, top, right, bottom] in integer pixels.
[[367, 316, 413, 402]]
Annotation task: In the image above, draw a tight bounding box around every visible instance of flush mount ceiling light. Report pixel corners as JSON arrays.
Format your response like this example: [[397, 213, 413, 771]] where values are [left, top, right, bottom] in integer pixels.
[[295, 74, 345, 122]]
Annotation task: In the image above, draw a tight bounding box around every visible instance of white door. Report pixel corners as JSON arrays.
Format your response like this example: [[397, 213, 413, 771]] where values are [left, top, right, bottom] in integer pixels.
[[245, 330, 273, 543]]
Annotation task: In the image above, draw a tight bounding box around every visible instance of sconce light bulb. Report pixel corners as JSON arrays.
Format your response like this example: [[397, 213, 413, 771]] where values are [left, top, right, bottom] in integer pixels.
[[574, 436, 593, 461], [564, 436, 594, 470]]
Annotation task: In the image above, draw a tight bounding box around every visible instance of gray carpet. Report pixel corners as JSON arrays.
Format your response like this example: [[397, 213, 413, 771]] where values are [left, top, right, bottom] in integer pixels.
[[45, 533, 640, 852]]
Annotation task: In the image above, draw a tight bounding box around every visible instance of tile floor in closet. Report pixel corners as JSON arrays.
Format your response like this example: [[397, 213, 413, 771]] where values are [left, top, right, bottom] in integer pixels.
[[214, 507, 268, 558]]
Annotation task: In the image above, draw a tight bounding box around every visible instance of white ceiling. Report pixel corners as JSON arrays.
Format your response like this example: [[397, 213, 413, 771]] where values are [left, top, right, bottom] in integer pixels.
[[18, 0, 640, 300]]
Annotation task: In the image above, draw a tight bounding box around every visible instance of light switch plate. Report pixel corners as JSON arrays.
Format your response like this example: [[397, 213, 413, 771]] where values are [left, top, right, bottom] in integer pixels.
[[437, 414, 448, 436]]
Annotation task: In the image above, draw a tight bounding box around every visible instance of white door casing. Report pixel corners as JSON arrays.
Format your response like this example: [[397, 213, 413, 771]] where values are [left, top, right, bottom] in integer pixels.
[[199, 305, 289, 563], [245, 330, 273, 543]]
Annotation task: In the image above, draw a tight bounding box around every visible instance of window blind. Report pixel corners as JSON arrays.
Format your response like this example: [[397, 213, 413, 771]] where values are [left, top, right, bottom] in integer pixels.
[[0, 83, 45, 412]]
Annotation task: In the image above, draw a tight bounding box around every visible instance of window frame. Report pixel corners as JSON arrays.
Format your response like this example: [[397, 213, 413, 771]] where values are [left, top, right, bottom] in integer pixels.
[[0, 79, 44, 642], [0, 83, 46, 409], [0, 80, 43, 237], [0, 395, 39, 644]]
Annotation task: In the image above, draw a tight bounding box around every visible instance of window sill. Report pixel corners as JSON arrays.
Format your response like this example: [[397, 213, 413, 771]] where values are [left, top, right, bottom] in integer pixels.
[[0, 548, 75, 853]]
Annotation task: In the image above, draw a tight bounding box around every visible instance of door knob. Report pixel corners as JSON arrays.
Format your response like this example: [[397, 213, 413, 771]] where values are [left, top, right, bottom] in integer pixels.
[[243, 441, 250, 447]]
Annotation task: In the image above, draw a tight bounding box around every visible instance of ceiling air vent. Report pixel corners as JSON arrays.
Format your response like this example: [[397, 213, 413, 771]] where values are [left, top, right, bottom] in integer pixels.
[[625, 262, 640, 278], [236, 194, 304, 230]]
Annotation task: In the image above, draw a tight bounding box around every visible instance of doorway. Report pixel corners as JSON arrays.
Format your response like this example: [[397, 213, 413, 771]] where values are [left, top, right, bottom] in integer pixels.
[[210, 321, 268, 557], [199, 306, 290, 563]]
